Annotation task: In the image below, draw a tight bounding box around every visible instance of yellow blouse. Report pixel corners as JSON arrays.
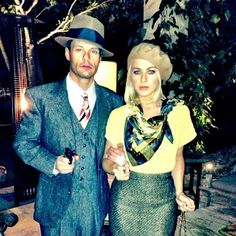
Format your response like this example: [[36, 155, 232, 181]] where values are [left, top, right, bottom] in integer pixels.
[[105, 103, 197, 174]]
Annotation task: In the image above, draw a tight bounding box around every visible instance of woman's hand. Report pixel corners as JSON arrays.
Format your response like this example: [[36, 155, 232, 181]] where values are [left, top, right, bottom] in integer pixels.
[[106, 143, 130, 181], [176, 192, 195, 212], [113, 162, 130, 181]]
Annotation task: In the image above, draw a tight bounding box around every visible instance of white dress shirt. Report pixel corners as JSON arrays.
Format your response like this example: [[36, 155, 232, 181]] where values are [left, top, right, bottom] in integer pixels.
[[66, 74, 96, 124]]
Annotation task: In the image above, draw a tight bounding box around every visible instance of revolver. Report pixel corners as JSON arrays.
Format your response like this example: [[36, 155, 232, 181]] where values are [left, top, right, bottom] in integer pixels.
[[64, 147, 77, 165]]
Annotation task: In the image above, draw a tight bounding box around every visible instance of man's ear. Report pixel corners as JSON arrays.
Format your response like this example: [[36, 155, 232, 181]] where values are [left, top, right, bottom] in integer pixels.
[[65, 47, 70, 61]]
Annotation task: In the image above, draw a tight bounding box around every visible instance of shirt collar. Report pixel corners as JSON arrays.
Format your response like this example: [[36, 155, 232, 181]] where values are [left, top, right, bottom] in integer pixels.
[[66, 74, 96, 108], [66, 74, 96, 99]]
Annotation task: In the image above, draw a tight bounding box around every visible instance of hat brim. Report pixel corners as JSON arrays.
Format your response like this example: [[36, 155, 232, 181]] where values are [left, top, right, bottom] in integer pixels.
[[55, 36, 114, 57]]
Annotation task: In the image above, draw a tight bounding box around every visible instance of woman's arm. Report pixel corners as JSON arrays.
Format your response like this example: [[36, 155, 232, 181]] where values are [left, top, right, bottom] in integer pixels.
[[102, 141, 130, 180], [171, 146, 185, 195], [172, 146, 195, 212]]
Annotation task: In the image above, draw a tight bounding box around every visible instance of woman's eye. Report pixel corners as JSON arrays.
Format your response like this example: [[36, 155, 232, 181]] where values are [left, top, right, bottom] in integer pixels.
[[132, 69, 141, 75], [148, 69, 156, 74]]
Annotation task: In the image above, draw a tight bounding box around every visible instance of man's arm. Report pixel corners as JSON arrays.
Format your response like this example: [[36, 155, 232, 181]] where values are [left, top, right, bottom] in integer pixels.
[[13, 90, 58, 177]]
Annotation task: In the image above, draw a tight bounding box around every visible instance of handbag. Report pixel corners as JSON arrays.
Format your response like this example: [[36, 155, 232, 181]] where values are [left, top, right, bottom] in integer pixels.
[[178, 211, 187, 236]]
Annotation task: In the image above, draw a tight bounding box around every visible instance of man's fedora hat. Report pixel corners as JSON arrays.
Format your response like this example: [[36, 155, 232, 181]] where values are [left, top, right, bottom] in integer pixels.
[[55, 14, 113, 57]]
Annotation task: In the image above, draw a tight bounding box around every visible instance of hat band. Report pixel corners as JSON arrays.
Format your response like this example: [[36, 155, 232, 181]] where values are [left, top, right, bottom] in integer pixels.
[[67, 28, 105, 47]]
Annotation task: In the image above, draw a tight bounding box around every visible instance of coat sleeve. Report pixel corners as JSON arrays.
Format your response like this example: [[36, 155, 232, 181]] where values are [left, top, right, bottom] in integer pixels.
[[13, 89, 57, 177]]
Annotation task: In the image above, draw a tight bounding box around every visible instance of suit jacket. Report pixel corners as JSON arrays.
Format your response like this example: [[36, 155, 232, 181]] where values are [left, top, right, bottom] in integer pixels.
[[13, 79, 123, 229]]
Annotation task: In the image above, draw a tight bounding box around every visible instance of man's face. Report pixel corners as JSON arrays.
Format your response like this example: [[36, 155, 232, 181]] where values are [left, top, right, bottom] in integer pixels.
[[65, 39, 101, 81]]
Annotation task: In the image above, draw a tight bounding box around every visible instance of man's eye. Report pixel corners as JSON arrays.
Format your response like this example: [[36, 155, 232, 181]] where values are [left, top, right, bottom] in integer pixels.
[[74, 47, 83, 52], [90, 49, 100, 55]]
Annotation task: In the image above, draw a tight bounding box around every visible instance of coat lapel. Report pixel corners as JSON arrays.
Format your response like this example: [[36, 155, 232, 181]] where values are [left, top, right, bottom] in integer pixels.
[[51, 79, 75, 148], [93, 84, 111, 145]]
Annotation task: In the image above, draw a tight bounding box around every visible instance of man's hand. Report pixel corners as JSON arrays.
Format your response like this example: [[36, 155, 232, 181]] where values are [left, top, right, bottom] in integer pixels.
[[106, 143, 124, 163], [55, 154, 79, 174]]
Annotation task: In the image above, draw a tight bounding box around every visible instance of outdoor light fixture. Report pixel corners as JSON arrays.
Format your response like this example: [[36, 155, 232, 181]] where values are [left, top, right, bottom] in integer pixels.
[[203, 161, 215, 187], [204, 161, 215, 172], [20, 88, 28, 112], [94, 61, 117, 92]]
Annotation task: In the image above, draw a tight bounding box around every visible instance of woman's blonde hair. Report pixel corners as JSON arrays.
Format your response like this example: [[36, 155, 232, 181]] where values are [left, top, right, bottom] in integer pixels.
[[124, 42, 172, 104]]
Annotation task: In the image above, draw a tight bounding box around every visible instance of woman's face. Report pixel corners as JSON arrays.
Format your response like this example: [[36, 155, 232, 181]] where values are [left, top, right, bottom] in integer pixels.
[[130, 59, 161, 102]]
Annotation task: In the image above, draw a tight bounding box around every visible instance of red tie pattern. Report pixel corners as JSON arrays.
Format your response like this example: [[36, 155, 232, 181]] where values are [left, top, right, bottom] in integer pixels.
[[79, 93, 91, 127]]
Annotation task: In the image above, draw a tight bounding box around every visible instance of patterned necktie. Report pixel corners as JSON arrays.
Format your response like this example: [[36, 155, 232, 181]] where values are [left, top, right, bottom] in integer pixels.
[[79, 92, 91, 127]]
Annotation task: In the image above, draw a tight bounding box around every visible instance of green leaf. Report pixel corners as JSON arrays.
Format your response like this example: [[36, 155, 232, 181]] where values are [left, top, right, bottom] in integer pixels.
[[224, 9, 231, 21], [210, 14, 221, 24]]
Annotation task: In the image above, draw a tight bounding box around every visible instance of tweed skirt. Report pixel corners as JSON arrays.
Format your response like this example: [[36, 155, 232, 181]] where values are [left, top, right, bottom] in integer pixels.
[[109, 171, 178, 236]]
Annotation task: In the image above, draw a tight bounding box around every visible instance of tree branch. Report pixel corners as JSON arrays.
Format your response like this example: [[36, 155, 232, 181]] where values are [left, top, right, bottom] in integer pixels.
[[0, 35, 10, 71], [14, 0, 38, 15], [25, 0, 38, 15], [37, 0, 115, 45]]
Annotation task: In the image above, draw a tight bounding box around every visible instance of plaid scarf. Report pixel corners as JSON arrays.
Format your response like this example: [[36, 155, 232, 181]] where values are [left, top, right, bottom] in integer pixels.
[[124, 99, 183, 166]]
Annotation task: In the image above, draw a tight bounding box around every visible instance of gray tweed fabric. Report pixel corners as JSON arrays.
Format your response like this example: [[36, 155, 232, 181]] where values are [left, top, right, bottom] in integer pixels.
[[109, 172, 177, 236]]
